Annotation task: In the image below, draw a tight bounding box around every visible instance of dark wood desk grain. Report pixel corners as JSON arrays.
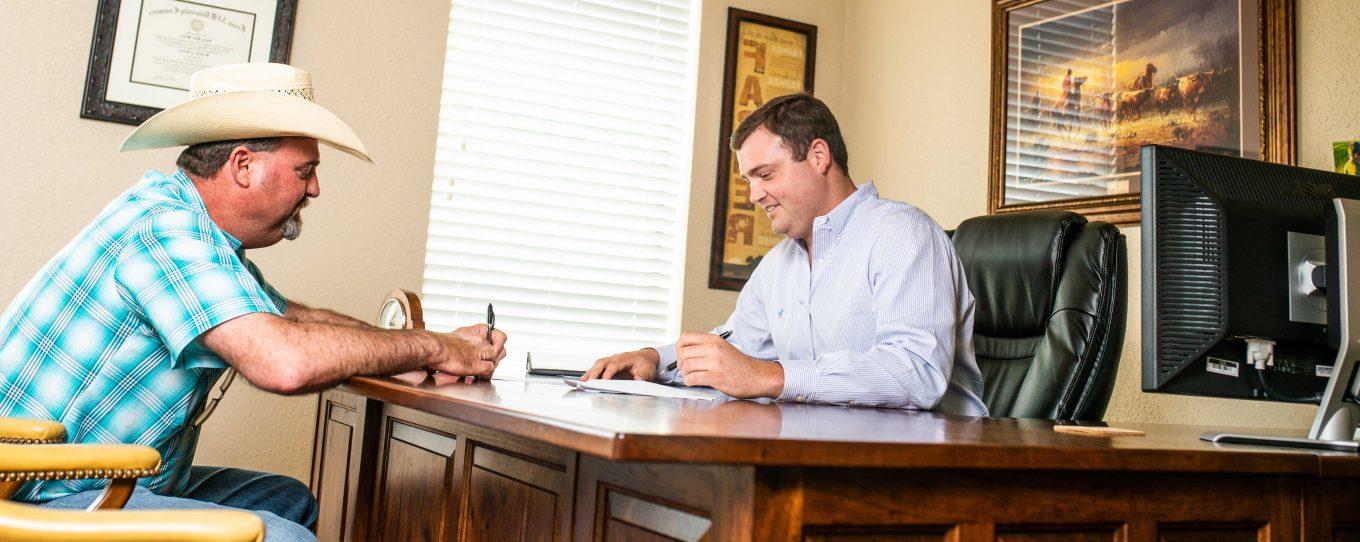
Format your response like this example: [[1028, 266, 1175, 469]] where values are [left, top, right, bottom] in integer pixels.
[[311, 372, 1360, 541]]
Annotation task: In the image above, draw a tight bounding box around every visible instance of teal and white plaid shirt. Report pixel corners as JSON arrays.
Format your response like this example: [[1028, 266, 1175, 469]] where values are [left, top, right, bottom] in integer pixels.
[[0, 169, 286, 502]]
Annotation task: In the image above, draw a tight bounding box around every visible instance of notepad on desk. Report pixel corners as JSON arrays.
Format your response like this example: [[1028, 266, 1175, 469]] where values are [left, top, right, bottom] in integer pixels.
[[564, 378, 717, 401]]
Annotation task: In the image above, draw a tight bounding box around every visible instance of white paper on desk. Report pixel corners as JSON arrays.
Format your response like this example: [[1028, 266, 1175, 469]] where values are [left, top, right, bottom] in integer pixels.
[[565, 379, 717, 400]]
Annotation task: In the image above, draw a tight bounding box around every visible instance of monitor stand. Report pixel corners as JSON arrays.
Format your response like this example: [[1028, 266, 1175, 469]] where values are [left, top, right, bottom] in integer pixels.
[[1202, 198, 1360, 453]]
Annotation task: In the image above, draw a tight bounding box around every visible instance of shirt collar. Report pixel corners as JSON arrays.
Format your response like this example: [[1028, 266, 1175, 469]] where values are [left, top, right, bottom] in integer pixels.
[[152, 169, 245, 251], [812, 182, 878, 237]]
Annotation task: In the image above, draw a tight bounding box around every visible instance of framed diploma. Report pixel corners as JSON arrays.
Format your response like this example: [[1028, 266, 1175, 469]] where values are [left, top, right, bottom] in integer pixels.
[[81, 0, 298, 125], [709, 8, 816, 291]]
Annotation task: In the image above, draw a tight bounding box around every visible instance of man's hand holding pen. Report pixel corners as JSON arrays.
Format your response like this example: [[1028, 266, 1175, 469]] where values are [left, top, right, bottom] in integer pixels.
[[427, 322, 507, 381], [582, 329, 784, 399], [580, 330, 731, 383], [425, 303, 504, 382], [674, 331, 783, 399]]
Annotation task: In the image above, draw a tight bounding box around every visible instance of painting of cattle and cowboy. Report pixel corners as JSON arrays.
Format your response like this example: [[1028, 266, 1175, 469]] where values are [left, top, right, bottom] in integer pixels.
[[1003, 0, 1247, 205]]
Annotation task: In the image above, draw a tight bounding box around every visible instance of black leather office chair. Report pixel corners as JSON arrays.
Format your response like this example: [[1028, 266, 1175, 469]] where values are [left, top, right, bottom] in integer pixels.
[[949, 210, 1126, 420]]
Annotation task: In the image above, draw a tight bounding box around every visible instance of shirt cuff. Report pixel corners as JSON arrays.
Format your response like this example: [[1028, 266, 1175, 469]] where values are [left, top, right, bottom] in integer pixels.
[[777, 359, 815, 402], [650, 345, 683, 384]]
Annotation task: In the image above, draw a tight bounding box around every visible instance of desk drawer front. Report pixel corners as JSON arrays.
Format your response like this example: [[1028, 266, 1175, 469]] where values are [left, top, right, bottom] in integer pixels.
[[371, 407, 458, 542], [460, 444, 567, 541], [604, 490, 712, 542], [574, 456, 752, 541]]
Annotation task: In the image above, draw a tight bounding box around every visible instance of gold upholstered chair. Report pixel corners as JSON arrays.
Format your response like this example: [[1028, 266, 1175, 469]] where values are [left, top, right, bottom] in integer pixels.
[[0, 416, 263, 541], [0, 416, 67, 444]]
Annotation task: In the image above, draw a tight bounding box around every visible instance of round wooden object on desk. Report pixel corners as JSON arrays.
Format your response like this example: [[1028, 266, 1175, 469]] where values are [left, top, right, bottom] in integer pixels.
[[376, 289, 424, 330]]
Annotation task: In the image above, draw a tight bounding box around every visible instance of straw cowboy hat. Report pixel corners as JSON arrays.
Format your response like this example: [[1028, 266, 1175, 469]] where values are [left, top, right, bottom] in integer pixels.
[[121, 63, 372, 162]]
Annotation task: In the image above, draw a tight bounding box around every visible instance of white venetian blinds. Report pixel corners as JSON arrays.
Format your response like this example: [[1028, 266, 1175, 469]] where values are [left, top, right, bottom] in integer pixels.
[[422, 0, 698, 357]]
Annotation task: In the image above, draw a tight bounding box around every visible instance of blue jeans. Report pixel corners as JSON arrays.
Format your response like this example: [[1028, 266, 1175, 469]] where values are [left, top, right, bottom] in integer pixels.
[[40, 466, 318, 542]]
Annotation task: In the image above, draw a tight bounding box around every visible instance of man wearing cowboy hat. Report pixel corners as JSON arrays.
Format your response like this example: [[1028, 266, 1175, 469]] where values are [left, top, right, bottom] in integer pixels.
[[0, 63, 504, 540]]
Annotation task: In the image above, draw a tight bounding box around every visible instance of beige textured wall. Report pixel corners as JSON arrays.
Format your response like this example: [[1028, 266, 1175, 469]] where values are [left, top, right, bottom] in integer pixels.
[[839, 0, 1360, 428], [0, 0, 448, 481], [680, 0, 848, 331]]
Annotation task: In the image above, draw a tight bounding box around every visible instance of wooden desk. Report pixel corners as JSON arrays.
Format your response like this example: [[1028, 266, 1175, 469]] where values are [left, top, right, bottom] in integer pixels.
[[310, 372, 1359, 541]]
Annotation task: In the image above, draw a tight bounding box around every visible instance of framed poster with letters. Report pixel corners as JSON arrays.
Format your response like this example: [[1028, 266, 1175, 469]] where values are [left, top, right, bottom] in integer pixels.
[[988, 0, 1295, 224], [709, 8, 816, 291], [81, 0, 298, 125]]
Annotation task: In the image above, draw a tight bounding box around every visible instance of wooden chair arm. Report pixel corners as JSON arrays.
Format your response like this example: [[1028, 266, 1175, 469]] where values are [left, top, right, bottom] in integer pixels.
[[0, 417, 66, 444], [0, 499, 263, 542]]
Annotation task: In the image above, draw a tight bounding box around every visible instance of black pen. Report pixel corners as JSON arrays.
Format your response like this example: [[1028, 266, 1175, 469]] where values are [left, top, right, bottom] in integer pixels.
[[463, 303, 494, 383], [666, 330, 733, 373], [486, 303, 495, 342]]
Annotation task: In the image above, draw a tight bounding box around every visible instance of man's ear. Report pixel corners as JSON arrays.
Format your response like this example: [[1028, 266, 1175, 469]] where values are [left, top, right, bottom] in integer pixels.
[[227, 146, 255, 188], [808, 138, 832, 175]]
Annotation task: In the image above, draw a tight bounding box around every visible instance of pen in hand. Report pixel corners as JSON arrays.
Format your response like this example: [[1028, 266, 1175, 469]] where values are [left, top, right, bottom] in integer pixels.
[[467, 303, 495, 382], [426, 302, 498, 382], [486, 302, 495, 343], [666, 330, 733, 373]]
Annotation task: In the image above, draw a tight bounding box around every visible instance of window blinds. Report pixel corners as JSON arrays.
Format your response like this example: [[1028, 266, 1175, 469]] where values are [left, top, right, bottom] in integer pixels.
[[422, 0, 698, 358]]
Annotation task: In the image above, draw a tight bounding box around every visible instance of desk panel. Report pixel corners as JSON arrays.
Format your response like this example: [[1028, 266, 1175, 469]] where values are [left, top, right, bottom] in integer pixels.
[[310, 373, 1360, 541], [370, 405, 457, 542]]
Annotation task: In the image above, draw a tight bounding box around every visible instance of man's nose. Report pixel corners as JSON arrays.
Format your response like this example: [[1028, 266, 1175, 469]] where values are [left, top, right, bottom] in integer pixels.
[[747, 181, 764, 205], [307, 175, 321, 198]]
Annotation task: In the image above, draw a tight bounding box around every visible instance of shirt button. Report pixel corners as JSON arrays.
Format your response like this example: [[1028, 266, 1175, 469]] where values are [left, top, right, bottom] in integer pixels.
[[795, 395, 806, 402], [847, 400, 856, 406]]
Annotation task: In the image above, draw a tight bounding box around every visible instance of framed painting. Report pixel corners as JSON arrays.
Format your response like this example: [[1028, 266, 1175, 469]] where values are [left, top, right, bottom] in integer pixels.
[[988, 0, 1295, 224], [709, 8, 817, 291], [81, 0, 298, 125]]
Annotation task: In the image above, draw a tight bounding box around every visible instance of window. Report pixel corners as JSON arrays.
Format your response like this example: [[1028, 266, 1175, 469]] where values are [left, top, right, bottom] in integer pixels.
[[422, 0, 699, 361]]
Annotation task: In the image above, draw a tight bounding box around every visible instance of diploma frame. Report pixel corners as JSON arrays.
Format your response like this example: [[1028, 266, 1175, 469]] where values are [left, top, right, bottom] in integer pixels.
[[81, 0, 298, 125], [709, 8, 817, 292]]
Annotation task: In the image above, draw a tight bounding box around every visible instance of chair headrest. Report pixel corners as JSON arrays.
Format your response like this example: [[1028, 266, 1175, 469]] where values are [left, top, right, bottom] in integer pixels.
[[951, 211, 1087, 337]]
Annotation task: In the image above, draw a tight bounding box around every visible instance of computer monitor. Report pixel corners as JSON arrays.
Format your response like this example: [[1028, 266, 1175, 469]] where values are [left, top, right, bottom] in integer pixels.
[[1141, 144, 1360, 451]]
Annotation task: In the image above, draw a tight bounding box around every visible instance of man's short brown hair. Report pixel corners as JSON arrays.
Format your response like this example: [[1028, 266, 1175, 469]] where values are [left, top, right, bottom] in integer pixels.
[[176, 138, 283, 178], [729, 93, 848, 175]]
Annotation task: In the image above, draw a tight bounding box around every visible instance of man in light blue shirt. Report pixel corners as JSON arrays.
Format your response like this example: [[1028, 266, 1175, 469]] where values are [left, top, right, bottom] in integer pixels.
[[584, 93, 986, 416]]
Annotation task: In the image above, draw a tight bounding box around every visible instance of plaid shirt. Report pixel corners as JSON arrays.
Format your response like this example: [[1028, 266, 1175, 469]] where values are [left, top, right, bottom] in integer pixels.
[[0, 169, 286, 502]]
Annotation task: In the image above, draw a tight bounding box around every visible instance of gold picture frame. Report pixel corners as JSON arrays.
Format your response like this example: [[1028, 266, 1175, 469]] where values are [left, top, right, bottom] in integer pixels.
[[988, 0, 1296, 225]]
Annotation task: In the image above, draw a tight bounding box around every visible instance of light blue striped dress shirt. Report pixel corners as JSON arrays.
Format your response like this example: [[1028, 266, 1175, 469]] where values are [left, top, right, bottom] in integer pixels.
[[657, 182, 987, 416]]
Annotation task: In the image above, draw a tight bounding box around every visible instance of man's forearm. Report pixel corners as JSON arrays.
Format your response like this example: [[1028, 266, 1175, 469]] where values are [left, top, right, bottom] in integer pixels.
[[285, 300, 372, 327], [203, 313, 460, 394], [275, 321, 449, 393], [779, 347, 949, 408]]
